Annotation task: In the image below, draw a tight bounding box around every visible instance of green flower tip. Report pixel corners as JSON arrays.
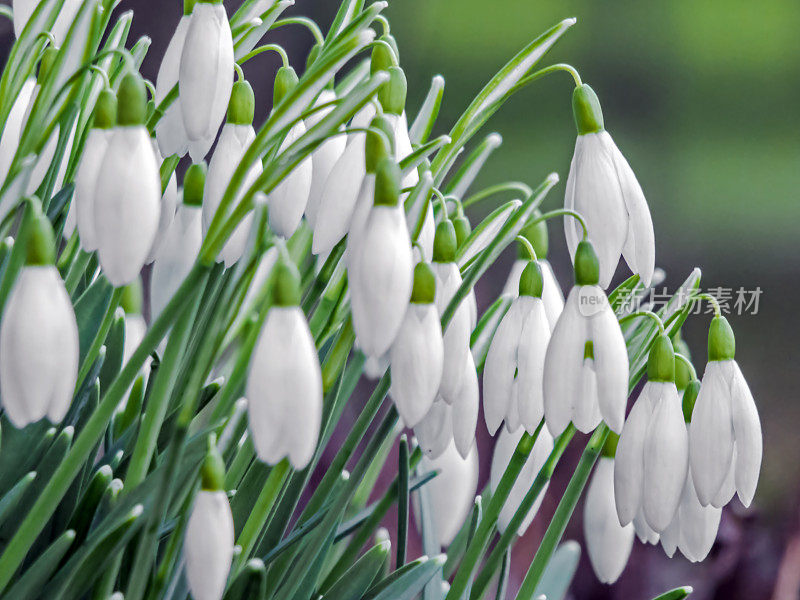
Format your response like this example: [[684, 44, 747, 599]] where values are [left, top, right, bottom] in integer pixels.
[[573, 240, 599, 286], [200, 435, 226, 491], [601, 431, 619, 458], [682, 379, 701, 423], [373, 157, 401, 207], [183, 162, 207, 207], [120, 278, 143, 315], [24, 200, 56, 266], [518, 214, 548, 259], [647, 334, 676, 383], [227, 79, 255, 125], [370, 39, 398, 75], [410, 262, 436, 304], [272, 259, 301, 307], [365, 115, 395, 173], [453, 214, 471, 249], [273, 65, 299, 106], [572, 84, 604, 136], [432, 219, 457, 263], [38, 47, 59, 84], [378, 66, 407, 116], [183, 0, 197, 14], [708, 315, 735, 361], [584, 340, 594, 360], [117, 72, 147, 127], [92, 88, 117, 129], [519, 260, 543, 298]]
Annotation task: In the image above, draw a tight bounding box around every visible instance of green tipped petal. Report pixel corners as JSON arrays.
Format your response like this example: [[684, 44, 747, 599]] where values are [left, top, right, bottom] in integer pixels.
[[183, 0, 196, 14], [573, 240, 600, 286], [272, 259, 301, 307], [183, 162, 207, 207], [24, 201, 56, 266], [92, 88, 117, 129], [370, 39, 398, 74], [117, 72, 147, 127], [365, 115, 395, 173], [647, 334, 676, 383], [410, 262, 436, 304], [707, 315, 735, 361], [682, 380, 701, 423], [432, 220, 457, 263], [373, 158, 401, 207], [378, 66, 407, 116], [518, 260, 543, 298], [200, 436, 226, 491], [227, 79, 255, 125], [273, 65, 299, 106], [572, 84, 604, 135], [453, 215, 471, 249]]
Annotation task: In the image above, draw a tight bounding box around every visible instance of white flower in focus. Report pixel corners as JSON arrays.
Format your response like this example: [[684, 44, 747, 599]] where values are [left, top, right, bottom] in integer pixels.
[[178, 0, 234, 162], [246, 261, 322, 469], [155, 9, 192, 158], [305, 89, 347, 229], [543, 241, 628, 436], [583, 457, 634, 584], [564, 84, 655, 288], [502, 256, 564, 330], [268, 120, 312, 238], [451, 351, 479, 459], [490, 426, 554, 536], [94, 74, 161, 287], [689, 316, 761, 508]]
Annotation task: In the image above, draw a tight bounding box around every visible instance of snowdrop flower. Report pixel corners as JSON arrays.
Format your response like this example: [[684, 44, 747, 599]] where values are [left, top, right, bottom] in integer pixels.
[[502, 217, 564, 330], [583, 455, 634, 584], [0, 77, 36, 185], [389, 262, 443, 428], [451, 351, 479, 459], [543, 240, 628, 436], [246, 260, 322, 469], [13, 0, 81, 43], [431, 220, 473, 405], [418, 441, 478, 547], [414, 398, 452, 459], [484, 260, 551, 435], [150, 163, 204, 320], [74, 88, 116, 251], [0, 203, 78, 427], [491, 426, 554, 535], [179, 0, 234, 162], [204, 79, 262, 266], [267, 67, 313, 238], [94, 73, 162, 286], [154, 0, 193, 158], [145, 140, 178, 263], [119, 279, 150, 380], [689, 315, 762, 507], [305, 89, 347, 229], [184, 438, 234, 600], [348, 158, 413, 357], [614, 335, 688, 533], [564, 84, 655, 288]]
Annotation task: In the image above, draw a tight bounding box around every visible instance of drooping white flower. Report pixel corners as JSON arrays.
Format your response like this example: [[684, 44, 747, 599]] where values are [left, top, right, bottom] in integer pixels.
[[348, 159, 412, 358], [13, 0, 81, 43], [414, 398, 452, 460], [689, 316, 761, 508], [0, 207, 78, 427], [0, 77, 36, 186], [484, 261, 550, 435], [543, 241, 628, 436], [491, 426, 554, 536], [184, 441, 234, 600], [178, 0, 234, 162], [583, 457, 634, 584], [246, 261, 322, 469], [154, 9, 192, 158], [269, 120, 312, 238], [150, 164, 204, 321], [145, 140, 178, 263], [305, 89, 347, 229], [564, 84, 655, 288], [431, 221, 473, 405], [503, 258, 564, 331], [451, 351, 479, 459], [203, 80, 261, 267], [418, 441, 478, 547], [614, 335, 688, 533], [94, 74, 161, 287], [389, 263, 443, 428]]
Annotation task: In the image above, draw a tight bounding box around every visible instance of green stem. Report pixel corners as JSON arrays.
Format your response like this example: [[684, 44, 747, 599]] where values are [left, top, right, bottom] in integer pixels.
[[515, 424, 610, 600], [462, 181, 533, 208], [272, 16, 325, 46], [528, 208, 588, 239], [617, 310, 666, 335]]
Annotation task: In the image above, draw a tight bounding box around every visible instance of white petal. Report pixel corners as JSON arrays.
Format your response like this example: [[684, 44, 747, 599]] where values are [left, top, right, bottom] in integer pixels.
[[516, 298, 550, 433], [74, 128, 110, 251], [483, 298, 525, 435], [710, 445, 736, 508], [584, 457, 634, 584], [155, 16, 191, 156], [415, 398, 453, 459], [660, 513, 680, 558], [677, 469, 721, 562], [452, 352, 478, 459], [632, 507, 659, 545], [501, 259, 526, 298], [572, 359, 602, 434], [184, 490, 234, 600], [305, 91, 347, 229], [432, 262, 471, 403], [614, 384, 654, 526], [590, 297, 629, 433], [540, 260, 565, 331], [146, 141, 178, 263], [0, 78, 36, 184], [268, 121, 313, 238], [727, 361, 761, 507]]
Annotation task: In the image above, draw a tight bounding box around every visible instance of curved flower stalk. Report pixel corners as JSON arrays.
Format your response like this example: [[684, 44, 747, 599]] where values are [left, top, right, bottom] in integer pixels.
[[154, 2, 193, 158], [565, 84, 655, 288], [204, 79, 261, 266], [0, 77, 35, 185], [74, 88, 116, 251], [144, 140, 178, 263], [94, 73, 162, 286], [389, 262, 444, 428], [614, 334, 688, 533], [431, 220, 473, 405], [484, 260, 550, 435], [267, 66, 313, 238], [583, 455, 634, 584], [0, 203, 78, 427], [491, 426, 554, 535], [502, 217, 564, 329], [150, 163, 204, 321], [690, 315, 762, 507], [418, 441, 479, 547], [178, 0, 234, 162], [13, 0, 81, 43], [245, 259, 322, 469], [543, 240, 628, 436], [348, 158, 412, 358], [184, 439, 235, 600]]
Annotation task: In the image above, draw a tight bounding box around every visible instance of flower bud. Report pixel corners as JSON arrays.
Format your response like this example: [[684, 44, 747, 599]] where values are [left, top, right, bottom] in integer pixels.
[[378, 66, 407, 116], [518, 213, 548, 259], [572, 83, 604, 135], [647, 334, 675, 383], [410, 261, 436, 304], [707, 315, 735, 361], [271, 259, 301, 307], [93, 88, 117, 129], [273, 65, 299, 106], [200, 435, 226, 491], [370, 39, 398, 74], [518, 260, 543, 298], [184, 484, 234, 600], [573, 240, 600, 286], [183, 161, 206, 207], [227, 79, 255, 125], [432, 220, 457, 263], [117, 72, 148, 127], [365, 115, 395, 173], [25, 201, 56, 266], [373, 158, 400, 207], [453, 215, 471, 249]]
